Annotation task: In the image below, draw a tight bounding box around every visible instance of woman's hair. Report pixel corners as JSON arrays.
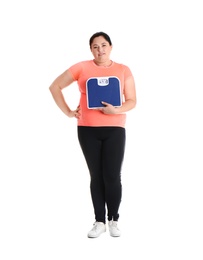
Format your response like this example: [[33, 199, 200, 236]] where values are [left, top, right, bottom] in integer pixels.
[[89, 32, 112, 47]]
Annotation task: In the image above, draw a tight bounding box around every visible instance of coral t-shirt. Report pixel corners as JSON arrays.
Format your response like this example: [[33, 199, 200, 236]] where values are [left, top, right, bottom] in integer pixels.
[[68, 60, 133, 127]]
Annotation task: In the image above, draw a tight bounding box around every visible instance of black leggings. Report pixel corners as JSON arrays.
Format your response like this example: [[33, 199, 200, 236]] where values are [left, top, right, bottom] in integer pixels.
[[77, 126, 126, 223]]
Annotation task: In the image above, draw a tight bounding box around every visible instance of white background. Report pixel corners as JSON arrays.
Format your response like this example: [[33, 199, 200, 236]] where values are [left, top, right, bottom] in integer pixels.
[[0, 0, 203, 259]]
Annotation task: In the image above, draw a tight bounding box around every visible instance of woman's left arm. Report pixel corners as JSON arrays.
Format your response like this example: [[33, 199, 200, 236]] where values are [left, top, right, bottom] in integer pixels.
[[100, 76, 137, 114]]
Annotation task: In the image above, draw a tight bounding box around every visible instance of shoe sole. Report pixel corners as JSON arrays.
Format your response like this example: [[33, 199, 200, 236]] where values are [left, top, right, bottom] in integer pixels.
[[110, 234, 121, 237], [87, 230, 106, 238]]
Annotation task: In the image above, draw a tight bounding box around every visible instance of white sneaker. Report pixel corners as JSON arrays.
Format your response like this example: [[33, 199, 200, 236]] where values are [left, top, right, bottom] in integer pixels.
[[87, 222, 106, 238], [108, 221, 121, 237]]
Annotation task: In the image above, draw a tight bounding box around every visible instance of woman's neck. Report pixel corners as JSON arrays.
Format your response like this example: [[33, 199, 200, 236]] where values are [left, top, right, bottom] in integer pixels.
[[93, 59, 113, 67]]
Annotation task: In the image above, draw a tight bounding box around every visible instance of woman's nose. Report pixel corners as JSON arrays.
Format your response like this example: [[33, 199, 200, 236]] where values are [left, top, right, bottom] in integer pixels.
[[98, 46, 103, 52]]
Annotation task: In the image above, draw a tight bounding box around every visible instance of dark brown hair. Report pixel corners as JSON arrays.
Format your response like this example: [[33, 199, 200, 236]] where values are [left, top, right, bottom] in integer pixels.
[[89, 32, 112, 47]]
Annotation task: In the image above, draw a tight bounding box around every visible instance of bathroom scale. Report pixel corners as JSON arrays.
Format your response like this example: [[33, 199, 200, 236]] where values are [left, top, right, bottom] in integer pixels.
[[86, 76, 122, 109]]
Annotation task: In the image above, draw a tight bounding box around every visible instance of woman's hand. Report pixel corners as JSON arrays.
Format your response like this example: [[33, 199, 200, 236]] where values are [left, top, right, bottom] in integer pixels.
[[98, 101, 118, 114], [68, 106, 81, 118]]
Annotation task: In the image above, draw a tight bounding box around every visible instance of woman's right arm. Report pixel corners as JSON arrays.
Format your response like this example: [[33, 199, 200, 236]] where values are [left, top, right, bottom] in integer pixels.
[[49, 69, 79, 118]]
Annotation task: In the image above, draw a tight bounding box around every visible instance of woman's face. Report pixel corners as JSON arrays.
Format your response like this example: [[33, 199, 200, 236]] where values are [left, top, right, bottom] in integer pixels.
[[90, 36, 112, 62]]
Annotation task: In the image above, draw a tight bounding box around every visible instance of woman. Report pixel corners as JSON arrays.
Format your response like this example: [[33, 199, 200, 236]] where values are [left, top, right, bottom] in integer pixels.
[[49, 31, 136, 238]]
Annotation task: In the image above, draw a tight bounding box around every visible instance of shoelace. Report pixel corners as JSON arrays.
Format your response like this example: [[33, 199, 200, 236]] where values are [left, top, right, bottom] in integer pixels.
[[92, 222, 102, 231], [109, 221, 119, 229]]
